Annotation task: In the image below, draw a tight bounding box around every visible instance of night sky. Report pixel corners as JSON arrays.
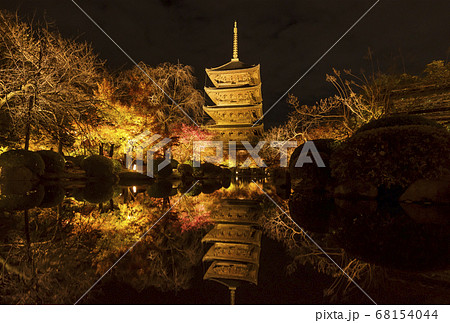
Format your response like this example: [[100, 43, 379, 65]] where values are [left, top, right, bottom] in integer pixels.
[[3, 0, 450, 126]]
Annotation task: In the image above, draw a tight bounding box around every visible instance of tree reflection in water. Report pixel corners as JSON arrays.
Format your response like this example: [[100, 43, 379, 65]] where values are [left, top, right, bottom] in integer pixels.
[[0, 172, 449, 304]]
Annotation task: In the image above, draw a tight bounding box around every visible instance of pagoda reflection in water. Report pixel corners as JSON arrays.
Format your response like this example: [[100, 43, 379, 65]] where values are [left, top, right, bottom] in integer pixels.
[[202, 199, 262, 305]]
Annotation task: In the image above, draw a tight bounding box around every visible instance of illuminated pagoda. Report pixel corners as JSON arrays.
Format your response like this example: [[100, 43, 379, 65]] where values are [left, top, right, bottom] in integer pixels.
[[203, 22, 264, 144]]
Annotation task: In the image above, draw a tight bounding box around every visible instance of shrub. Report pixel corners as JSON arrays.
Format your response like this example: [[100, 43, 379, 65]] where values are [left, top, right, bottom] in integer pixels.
[[170, 159, 179, 169], [331, 125, 450, 188], [0, 166, 36, 183], [0, 168, 36, 195], [355, 115, 445, 134], [81, 155, 116, 179], [36, 150, 66, 174], [112, 159, 123, 174], [185, 184, 201, 196], [177, 180, 195, 194], [221, 168, 232, 188], [193, 162, 221, 178], [0, 149, 45, 176]]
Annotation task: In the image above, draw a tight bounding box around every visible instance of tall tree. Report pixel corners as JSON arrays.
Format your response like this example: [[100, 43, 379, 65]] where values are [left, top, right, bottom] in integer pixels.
[[89, 62, 205, 159], [116, 62, 205, 135], [0, 11, 103, 152]]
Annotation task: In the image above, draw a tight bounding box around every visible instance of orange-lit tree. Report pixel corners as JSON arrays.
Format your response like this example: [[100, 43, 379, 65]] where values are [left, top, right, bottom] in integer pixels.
[[113, 62, 204, 135], [87, 63, 205, 159]]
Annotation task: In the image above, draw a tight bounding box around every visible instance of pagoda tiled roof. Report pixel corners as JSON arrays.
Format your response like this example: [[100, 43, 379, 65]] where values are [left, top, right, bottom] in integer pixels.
[[208, 60, 255, 71]]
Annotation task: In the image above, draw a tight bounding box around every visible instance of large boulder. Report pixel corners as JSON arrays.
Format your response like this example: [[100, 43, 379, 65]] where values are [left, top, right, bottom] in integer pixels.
[[289, 139, 335, 191], [399, 179, 450, 204], [0, 149, 45, 176], [401, 203, 450, 225]]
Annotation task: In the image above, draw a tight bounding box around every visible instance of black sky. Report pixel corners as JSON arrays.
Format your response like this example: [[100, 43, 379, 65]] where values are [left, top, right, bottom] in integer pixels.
[[3, 0, 450, 126]]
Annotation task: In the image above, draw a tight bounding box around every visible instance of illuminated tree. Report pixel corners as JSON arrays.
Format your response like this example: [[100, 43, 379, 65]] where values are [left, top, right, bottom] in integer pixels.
[[83, 78, 156, 157], [87, 63, 205, 158], [170, 124, 215, 163], [0, 11, 103, 152], [114, 62, 205, 134]]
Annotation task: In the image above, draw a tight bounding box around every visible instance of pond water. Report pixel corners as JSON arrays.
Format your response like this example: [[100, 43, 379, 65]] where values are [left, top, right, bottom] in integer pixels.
[[0, 171, 449, 304]]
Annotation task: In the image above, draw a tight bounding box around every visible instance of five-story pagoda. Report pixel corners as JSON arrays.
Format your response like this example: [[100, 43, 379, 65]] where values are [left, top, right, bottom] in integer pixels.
[[203, 22, 264, 144]]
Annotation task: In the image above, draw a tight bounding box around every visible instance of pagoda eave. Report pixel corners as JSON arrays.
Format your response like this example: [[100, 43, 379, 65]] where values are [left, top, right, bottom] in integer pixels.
[[203, 104, 263, 125], [204, 83, 262, 106], [206, 64, 261, 88]]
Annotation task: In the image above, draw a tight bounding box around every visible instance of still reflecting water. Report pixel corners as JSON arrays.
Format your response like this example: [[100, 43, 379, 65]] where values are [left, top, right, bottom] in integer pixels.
[[0, 171, 449, 304]]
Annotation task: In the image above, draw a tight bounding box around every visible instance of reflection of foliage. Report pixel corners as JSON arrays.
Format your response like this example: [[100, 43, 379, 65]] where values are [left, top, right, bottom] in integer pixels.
[[209, 182, 262, 200], [0, 190, 208, 303], [76, 194, 209, 294], [333, 205, 449, 269], [175, 195, 213, 232], [0, 207, 97, 304], [109, 217, 205, 292], [259, 198, 383, 303]]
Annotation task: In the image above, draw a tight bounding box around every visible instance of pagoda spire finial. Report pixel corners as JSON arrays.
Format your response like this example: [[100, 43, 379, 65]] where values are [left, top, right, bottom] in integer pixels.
[[232, 21, 238, 61]]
